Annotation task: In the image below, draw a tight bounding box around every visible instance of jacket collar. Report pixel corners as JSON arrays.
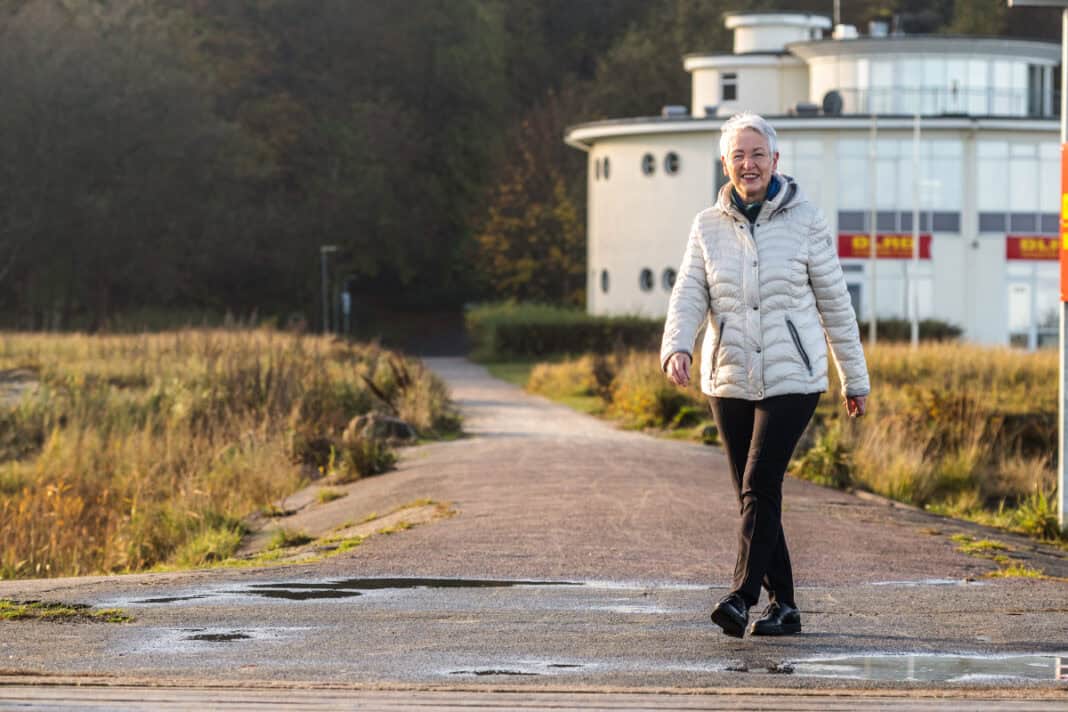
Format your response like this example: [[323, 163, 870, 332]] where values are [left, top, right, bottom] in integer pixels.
[[717, 173, 799, 222]]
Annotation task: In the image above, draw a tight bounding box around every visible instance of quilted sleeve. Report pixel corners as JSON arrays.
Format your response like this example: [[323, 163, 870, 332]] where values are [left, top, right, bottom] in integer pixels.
[[806, 209, 871, 397], [660, 215, 710, 371]]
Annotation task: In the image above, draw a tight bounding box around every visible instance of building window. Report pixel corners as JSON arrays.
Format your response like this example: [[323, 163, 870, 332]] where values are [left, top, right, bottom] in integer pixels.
[[642, 153, 656, 176], [595, 158, 601, 180], [662, 268, 677, 291], [639, 268, 654, 292], [1041, 213, 1059, 233], [838, 211, 867, 232], [603, 156, 610, 180], [600, 269, 610, 294], [664, 152, 680, 175], [979, 213, 1007, 232], [721, 72, 737, 102], [931, 212, 961, 232], [1010, 213, 1037, 233]]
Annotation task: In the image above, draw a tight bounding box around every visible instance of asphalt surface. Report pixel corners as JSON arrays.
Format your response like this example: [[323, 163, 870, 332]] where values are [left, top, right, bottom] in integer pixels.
[[1, 358, 1067, 707]]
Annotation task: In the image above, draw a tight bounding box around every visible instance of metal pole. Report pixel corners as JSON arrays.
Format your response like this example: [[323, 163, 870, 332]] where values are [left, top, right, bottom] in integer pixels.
[[869, 115, 878, 345], [320, 248, 329, 335], [911, 113, 921, 348], [1059, 8, 1067, 532]]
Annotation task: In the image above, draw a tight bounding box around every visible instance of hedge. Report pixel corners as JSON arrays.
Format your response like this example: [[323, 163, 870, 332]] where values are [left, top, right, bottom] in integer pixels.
[[465, 302, 661, 360]]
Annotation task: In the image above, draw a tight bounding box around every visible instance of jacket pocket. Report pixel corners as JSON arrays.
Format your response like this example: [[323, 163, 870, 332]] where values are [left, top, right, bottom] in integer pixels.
[[785, 317, 813, 376]]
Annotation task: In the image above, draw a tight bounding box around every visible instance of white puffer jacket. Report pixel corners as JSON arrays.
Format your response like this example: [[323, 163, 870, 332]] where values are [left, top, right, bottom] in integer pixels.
[[660, 174, 870, 400]]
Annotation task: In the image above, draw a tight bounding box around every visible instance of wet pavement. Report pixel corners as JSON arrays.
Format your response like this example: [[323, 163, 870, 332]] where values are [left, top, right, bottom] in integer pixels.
[[0, 358, 1067, 704]]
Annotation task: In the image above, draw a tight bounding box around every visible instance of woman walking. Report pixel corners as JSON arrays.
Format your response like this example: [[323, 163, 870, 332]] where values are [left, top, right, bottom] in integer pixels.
[[661, 112, 870, 638]]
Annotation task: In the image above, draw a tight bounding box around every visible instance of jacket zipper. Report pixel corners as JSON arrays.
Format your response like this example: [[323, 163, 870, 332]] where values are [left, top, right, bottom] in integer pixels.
[[711, 318, 726, 374], [785, 317, 813, 376]]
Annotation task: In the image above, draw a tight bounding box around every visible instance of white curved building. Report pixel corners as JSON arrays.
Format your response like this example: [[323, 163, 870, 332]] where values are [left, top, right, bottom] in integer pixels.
[[565, 12, 1061, 348]]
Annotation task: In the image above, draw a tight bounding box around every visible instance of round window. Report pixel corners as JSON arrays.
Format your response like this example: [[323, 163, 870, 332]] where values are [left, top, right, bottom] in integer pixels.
[[639, 268, 654, 292], [603, 156, 611, 180], [641, 153, 655, 176], [664, 152, 680, 175], [600, 269, 610, 294], [662, 268, 677, 291]]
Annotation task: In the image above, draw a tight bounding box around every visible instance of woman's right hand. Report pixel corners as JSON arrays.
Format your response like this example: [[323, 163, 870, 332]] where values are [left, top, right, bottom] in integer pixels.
[[666, 352, 692, 387]]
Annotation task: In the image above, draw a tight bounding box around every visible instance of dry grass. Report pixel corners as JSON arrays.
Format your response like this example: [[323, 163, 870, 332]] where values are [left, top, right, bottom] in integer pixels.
[[0, 329, 459, 579], [524, 342, 1061, 542]]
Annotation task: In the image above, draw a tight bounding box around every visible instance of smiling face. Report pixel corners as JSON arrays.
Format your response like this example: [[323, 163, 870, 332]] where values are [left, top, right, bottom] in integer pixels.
[[722, 127, 779, 204]]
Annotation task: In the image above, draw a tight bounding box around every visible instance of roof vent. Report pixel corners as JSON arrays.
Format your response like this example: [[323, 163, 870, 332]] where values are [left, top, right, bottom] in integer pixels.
[[832, 24, 858, 39], [822, 90, 844, 116], [661, 105, 689, 118], [792, 102, 820, 116]]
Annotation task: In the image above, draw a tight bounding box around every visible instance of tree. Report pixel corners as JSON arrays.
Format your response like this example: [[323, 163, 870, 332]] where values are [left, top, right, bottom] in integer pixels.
[[476, 90, 586, 306]]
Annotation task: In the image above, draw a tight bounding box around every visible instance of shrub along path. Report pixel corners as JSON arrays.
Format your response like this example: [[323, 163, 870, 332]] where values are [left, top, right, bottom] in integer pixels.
[[0, 358, 1066, 697]]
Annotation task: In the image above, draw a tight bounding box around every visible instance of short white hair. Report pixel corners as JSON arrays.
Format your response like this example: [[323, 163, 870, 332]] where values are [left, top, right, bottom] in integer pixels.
[[719, 111, 778, 159]]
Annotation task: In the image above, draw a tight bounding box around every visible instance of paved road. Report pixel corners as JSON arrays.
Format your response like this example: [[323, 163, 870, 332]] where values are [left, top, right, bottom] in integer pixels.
[[1, 358, 1066, 707]]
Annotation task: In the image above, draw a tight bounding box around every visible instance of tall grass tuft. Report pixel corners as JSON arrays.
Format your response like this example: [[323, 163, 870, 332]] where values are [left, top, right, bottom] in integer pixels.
[[0, 330, 459, 579]]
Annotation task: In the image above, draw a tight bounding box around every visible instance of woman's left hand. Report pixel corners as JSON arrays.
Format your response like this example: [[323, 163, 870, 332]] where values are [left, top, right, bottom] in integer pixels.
[[846, 395, 867, 417]]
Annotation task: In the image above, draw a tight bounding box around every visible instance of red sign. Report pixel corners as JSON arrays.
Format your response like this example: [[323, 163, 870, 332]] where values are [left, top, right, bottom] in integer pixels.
[[1006, 236, 1059, 261], [1061, 143, 1068, 301], [838, 233, 932, 260]]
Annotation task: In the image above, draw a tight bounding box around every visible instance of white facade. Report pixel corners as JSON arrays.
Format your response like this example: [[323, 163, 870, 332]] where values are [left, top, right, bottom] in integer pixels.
[[566, 12, 1061, 348]]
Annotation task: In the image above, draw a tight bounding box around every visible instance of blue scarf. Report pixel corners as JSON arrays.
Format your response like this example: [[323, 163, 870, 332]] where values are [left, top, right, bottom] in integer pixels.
[[731, 174, 780, 224]]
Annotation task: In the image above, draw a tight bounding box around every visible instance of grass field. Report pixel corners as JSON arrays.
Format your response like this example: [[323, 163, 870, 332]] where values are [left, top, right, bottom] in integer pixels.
[[0, 330, 459, 579], [520, 343, 1063, 544]]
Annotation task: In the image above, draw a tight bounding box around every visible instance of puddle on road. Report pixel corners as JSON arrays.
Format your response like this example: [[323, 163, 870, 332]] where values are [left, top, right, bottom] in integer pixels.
[[130, 577, 584, 605], [185, 632, 252, 643], [450, 669, 541, 677], [240, 588, 364, 601], [134, 595, 208, 604], [244, 577, 581, 592], [791, 653, 1068, 682], [869, 579, 981, 587]]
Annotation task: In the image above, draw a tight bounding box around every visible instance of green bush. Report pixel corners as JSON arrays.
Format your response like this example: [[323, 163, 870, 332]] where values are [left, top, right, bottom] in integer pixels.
[[856, 318, 962, 342], [465, 302, 661, 360]]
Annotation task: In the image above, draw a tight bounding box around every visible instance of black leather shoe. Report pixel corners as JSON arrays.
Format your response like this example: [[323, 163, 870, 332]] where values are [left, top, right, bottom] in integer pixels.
[[710, 593, 749, 638], [748, 601, 801, 636]]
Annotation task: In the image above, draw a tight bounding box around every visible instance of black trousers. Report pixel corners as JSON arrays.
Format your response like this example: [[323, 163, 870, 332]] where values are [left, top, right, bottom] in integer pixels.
[[708, 392, 820, 608]]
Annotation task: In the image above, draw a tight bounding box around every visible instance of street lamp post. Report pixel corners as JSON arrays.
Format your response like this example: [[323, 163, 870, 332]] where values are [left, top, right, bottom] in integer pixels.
[[320, 245, 338, 335]]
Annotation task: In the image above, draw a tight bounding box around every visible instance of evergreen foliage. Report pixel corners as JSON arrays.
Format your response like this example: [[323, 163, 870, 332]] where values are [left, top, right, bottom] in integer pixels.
[[0, 0, 1054, 325]]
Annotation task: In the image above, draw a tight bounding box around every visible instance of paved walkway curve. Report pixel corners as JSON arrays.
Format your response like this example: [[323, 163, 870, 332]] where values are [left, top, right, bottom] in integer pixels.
[[0, 358, 1066, 701]]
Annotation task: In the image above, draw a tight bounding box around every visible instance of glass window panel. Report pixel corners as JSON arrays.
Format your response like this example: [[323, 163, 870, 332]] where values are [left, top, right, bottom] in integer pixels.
[[977, 141, 1008, 158], [877, 159, 897, 209], [877, 211, 897, 231], [1041, 214, 1059, 233], [838, 157, 870, 209], [838, 211, 867, 231], [1009, 161, 1040, 211], [932, 212, 961, 232], [838, 139, 868, 158], [1011, 143, 1038, 159], [968, 59, 987, 87], [978, 159, 1009, 211], [978, 213, 1007, 232], [1009, 213, 1037, 232], [931, 140, 962, 158], [1040, 142, 1059, 160], [1040, 156, 1059, 212]]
